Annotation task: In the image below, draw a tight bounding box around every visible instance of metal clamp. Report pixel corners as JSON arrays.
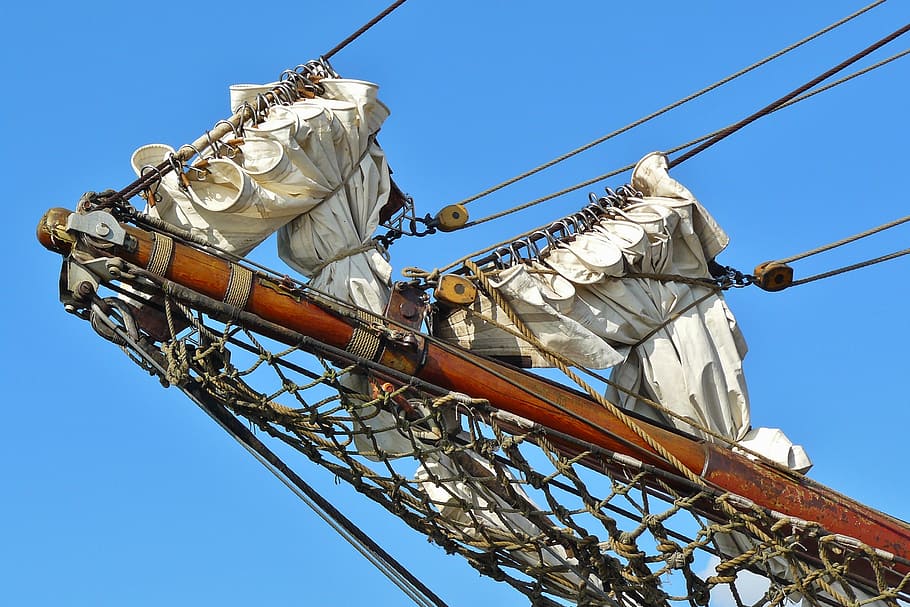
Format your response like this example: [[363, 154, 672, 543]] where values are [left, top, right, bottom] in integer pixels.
[[65, 210, 131, 248]]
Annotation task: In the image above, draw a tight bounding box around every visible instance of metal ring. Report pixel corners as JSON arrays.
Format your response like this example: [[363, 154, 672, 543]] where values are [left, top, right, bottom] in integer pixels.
[[139, 164, 164, 182], [234, 102, 257, 133]]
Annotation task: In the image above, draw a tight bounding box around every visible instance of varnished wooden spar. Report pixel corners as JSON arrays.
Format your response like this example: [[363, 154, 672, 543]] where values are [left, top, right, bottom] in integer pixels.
[[38, 208, 910, 569]]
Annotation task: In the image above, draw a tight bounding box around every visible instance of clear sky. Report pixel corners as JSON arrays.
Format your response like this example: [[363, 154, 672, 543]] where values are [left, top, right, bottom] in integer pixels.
[[3, 1, 909, 605]]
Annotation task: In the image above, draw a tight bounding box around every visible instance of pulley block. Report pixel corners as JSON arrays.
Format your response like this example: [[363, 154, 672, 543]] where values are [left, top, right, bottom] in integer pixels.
[[434, 274, 477, 306], [753, 261, 793, 292], [434, 204, 469, 232]]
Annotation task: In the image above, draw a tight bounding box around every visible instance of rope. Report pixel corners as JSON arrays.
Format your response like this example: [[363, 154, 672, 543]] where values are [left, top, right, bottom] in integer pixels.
[[446, 0, 885, 209], [790, 246, 910, 288], [668, 21, 910, 168], [758, 210, 910, 289], [447, 280, 751, 453], [106, 0, 401, 207], [462, 259, 706, 487], [777, 213, 910, 265], [447, 45, 910, 236], [323, 0, 409, 60], [101, 294, 450, 607], [78, 256, 910, 606]]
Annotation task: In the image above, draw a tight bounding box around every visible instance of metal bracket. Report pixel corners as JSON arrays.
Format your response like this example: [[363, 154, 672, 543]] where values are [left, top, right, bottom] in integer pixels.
[[376, 282, 430, 375], [66, 210, 129, 247], [58, 252, 141, 313]]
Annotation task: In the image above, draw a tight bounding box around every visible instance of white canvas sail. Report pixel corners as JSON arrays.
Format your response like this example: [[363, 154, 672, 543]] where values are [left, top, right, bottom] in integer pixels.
[[436, 152, 810, 471]]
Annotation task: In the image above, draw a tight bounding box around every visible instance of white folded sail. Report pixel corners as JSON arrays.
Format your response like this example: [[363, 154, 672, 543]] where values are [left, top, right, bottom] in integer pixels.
[[436, 152, 810, 471]]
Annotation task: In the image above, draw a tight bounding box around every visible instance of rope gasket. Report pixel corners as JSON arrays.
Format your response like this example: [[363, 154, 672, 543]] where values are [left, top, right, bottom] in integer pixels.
[[146, 232, 175, 277], [224, 263, 254, 310], [345, 310, 383, 362]]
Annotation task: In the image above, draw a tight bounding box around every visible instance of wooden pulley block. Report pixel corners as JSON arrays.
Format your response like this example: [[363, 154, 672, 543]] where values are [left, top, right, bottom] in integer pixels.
[[753, 261, 793, 292], [434, 274, 477, 305], [435, 204, 469, 232]]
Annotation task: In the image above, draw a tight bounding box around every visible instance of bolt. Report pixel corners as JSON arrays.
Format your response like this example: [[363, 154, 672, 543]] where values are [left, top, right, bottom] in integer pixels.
[[74, 281, 95, 302], [95, 222, 111, 237], [400, 301, 417, 319]]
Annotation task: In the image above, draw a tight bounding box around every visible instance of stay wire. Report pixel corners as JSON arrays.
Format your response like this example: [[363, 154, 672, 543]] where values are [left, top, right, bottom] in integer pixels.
[[668, 20, 910, 168], [789, 247, 910, 288], [447, 0, 885, 209], [323, 0, 409, 60], [777, 212, 910, 265], [453, 46, 909, 238]]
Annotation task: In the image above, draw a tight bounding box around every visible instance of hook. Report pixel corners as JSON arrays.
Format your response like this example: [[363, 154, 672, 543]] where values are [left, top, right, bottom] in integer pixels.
[[492, 246, 511, 269], [528, 230, 553, 255], [234, 101, 259, 132], [510, 240, 530, 263], [580, 206, 601, 225], [215, 118, 242, 139], [138, 165, 164, 205], [271, 81, 296, 105], [566, 214, 585, 233], [177, 143, 204, 163], [166, 152, 190, 191], [202, 130, 222, 159]]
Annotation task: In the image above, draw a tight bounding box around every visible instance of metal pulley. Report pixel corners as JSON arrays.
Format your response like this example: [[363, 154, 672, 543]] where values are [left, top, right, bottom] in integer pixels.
[[753, 261, 793, 292], [434, 204, 469, 232], [434, 274, 477, 306]]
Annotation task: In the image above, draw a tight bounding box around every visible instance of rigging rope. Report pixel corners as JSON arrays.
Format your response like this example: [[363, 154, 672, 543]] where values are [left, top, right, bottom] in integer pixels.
[[668, 21, 910, 168], [443, 45, 909, 240], [755, 209, 910, 290], [777, 213, 910, 265], [789, 246, 910, 287], [463, 259, 706, 487], [91, 306, 450, 607], [58, 230, 910, 606], [98, 0, 409, 208], [323, 0, 410, 60], [446, 0, 885, 209]]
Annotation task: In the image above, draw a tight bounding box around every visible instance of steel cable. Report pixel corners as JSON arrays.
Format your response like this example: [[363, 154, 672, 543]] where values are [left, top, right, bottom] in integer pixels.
[[447, 0, 885, 209]]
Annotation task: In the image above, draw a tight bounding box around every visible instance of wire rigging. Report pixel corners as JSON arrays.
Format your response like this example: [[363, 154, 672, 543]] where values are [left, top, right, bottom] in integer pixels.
[[448, 45, 909, 237], [323, 0, 410, 60], [761, 212, 910, 289], [668, 21, 910, 168], [446, 0, 885, 209]]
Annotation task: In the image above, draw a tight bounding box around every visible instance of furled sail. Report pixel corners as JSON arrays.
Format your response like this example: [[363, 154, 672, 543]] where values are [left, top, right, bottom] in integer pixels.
[[131, 77, 414, 455], [131, 77, 393, 313], [435, 152, 810, 472]]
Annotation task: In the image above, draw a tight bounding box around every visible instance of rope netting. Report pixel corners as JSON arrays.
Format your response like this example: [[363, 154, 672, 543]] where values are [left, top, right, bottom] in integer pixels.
[[74, 252, 909, 607]]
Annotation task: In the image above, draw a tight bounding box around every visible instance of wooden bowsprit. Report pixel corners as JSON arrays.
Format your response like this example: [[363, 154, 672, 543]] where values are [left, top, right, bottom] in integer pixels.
[[39, 206, 910, 604]]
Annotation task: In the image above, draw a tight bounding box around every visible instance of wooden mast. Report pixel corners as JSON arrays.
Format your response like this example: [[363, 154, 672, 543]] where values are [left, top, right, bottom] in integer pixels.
[[38, 207, 910, 571]]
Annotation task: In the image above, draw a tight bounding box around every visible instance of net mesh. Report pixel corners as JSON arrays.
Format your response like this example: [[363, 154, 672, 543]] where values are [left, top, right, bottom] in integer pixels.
[[70, 247, 909, 607]]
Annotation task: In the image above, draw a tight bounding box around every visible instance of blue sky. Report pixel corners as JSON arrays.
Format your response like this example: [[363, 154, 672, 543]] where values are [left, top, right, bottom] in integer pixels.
[[3, 1, 909, 605]]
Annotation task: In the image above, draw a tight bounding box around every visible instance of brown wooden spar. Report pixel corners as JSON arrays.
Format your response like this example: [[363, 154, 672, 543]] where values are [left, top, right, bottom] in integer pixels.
[[38, 207, 910, 570]]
